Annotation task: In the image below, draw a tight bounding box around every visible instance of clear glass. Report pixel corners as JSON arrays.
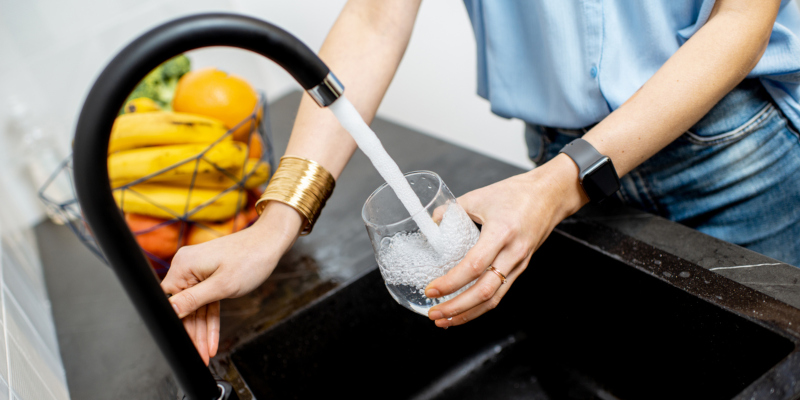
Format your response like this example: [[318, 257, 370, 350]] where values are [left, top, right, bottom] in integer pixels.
[[362, 171, 480, 316]]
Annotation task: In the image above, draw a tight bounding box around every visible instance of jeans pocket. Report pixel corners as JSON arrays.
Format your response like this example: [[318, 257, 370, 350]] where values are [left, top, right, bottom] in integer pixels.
[[684, 102, 777, 146], [524, 124, 548, 164]]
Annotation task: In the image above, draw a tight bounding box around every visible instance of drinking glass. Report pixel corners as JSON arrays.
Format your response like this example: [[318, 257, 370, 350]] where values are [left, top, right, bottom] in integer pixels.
[[362, 171, 480, 315]]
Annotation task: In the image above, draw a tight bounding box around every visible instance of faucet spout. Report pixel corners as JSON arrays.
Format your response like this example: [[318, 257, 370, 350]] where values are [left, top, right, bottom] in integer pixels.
[[72, 13, 343, 400]]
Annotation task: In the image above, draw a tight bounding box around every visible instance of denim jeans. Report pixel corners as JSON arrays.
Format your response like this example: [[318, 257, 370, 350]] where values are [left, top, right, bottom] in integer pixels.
[[526, 79, 800, 267]]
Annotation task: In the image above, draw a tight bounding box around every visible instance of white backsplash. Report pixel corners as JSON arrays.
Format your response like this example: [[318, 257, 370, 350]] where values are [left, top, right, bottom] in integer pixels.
[[0, 222, 69, 400]]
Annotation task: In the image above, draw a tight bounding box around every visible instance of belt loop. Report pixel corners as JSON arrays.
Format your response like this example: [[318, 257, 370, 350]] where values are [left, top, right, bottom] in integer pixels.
[[543, 126, 558, 142]]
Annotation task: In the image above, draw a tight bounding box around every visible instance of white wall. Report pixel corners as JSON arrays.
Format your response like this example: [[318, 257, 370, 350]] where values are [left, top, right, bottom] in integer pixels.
[[228, 0, 531, 170]]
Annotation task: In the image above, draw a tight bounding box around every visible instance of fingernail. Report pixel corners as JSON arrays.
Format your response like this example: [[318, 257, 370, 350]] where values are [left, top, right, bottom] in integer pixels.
[[171, 303, 180, 315], [429, 310, 444, 320], [426, 288, 440, 298]]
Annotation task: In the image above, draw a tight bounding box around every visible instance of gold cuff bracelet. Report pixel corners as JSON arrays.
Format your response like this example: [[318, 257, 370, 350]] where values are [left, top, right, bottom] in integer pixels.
[[255, 156, 335, 235]]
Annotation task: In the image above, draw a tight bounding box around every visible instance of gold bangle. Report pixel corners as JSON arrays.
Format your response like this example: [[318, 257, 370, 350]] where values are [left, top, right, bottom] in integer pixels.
[[255, 156, 335, 235]]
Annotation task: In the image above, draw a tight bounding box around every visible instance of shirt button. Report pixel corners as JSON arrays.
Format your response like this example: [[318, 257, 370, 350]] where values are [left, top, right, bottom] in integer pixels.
[[590, 65, 598, 78]]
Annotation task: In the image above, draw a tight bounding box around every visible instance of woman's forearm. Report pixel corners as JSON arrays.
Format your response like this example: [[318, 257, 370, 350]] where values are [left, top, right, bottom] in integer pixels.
[[285, 0, 422, 179], [257, 0, 422, 234], [553, 0, 780, 216]]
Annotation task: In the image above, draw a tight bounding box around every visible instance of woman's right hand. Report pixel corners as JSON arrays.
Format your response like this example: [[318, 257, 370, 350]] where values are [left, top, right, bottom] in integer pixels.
[[160, 202, 303, 364]]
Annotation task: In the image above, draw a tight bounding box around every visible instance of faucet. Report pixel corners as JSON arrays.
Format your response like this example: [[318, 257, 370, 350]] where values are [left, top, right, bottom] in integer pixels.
[[71, 13, 343, 400]]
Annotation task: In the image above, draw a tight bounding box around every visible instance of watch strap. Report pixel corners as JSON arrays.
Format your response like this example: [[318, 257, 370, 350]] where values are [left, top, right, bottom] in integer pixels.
[[558, 138, 604, 173]]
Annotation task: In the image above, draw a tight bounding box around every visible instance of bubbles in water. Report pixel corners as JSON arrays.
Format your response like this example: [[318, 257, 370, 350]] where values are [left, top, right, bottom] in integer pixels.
[[678, 271, 691, 278], [662, 271, 673, 278], [378, 203, 479, 291]]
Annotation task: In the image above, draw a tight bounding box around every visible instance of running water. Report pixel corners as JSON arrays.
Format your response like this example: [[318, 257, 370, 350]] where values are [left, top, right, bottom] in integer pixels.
[[329, 96, 444, 252]]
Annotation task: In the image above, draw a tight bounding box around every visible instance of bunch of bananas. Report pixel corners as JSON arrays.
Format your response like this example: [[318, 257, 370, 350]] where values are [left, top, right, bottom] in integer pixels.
[[109, 102, 268, 226], [111, 101, 269, 266]]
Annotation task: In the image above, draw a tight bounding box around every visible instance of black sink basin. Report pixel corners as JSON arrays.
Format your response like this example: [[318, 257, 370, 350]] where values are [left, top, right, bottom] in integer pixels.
[[229, 221, 800, 400]]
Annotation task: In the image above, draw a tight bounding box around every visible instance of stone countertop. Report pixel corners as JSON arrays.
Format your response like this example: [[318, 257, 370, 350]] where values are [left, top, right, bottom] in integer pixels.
[[37, 92, 800, 400]]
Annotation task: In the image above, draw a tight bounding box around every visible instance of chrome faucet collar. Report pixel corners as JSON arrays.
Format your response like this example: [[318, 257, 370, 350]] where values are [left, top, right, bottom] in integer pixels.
[[307, 72, 344, 107]]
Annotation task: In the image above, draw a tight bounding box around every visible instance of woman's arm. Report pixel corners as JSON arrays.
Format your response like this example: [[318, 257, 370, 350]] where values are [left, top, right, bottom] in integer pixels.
[[425, 0, 781, 328], [161, 0, 422, 364]]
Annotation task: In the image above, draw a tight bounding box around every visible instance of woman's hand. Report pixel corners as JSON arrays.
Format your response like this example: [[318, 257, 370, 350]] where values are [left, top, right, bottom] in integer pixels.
[[160, 202, 303, 364], [425, 154, 588, 328]]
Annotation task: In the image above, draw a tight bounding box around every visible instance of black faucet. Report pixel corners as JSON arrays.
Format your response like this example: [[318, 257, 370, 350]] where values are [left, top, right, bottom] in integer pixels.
[[72, 13, 343, 400]]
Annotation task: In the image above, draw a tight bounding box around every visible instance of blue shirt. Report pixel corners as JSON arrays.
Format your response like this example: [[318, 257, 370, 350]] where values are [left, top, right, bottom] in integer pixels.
[[463, 0, 800, 130]]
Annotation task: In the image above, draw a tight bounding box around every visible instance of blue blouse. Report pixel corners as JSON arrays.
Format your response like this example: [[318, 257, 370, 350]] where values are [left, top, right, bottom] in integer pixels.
[[463, 0, 800, 130]]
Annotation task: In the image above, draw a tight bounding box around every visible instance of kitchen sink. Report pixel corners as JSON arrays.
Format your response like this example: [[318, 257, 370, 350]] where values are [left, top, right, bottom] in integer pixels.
[[229, 221, 799, 400]]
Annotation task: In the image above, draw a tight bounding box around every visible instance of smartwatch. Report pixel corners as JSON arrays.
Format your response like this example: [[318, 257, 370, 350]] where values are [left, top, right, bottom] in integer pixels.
[[559, 138, 620, 203]]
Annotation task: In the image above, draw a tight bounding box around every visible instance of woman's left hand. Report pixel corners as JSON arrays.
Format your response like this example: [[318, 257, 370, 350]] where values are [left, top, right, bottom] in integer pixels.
[[425, 154, 587, 327]]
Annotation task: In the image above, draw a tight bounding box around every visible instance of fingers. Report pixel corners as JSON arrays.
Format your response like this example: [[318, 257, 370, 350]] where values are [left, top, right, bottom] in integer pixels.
[[435, 278, 511, 328], [425, 227, 504, 298], [207, 301, 220, 358], [180, 304, 218, 366], [426, 254, 513, 321], [183, 312, 197, 355], [195, 306, 210, 365], [433, 257, 528, 328], [160, 246, 217, 296], [168, 275, 228, 319], [455, 191, 485, 225], [431, 204, 447, 224]]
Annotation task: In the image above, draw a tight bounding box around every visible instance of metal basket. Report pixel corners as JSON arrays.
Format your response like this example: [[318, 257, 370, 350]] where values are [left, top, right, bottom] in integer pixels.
[[39, 94, 275, 276]]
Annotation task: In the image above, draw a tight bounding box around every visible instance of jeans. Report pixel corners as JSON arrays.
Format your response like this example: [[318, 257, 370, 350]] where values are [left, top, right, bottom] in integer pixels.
[[526, 79, 800, 267]]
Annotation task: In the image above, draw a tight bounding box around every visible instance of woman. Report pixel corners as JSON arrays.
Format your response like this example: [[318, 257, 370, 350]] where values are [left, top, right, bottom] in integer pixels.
[[161, 0, 800, 364]]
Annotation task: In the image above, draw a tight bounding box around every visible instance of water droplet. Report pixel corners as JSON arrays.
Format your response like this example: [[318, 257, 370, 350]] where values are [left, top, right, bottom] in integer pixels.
[[653, 260, 662, 266], [679, 271, 691, 278], [662, 271, 672, 278]]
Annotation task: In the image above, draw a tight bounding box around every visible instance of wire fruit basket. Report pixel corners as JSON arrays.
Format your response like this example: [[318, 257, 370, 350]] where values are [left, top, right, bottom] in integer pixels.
[[39, 94, 275, 278]]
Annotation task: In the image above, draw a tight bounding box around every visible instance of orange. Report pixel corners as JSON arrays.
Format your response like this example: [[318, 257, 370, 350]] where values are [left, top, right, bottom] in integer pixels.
[[125, 213, 185, 260], [172, 67, 260, 142], [245, 189, 263, 223], [248, 131, 264, 159]]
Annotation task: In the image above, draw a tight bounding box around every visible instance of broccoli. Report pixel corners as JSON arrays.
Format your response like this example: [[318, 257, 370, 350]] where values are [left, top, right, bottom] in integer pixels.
[[121, 54, 191, 114]]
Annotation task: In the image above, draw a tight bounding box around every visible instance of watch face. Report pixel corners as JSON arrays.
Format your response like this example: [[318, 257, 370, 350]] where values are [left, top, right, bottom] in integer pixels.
[[582, 159, 621, 201]]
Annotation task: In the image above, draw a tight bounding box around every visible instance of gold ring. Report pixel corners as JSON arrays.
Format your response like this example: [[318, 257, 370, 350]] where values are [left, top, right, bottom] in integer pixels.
[[486, 266, 506, 285]]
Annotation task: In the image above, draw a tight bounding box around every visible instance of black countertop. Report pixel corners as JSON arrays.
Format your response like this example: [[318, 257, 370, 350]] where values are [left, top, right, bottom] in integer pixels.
[[37, 92, 800, 399]]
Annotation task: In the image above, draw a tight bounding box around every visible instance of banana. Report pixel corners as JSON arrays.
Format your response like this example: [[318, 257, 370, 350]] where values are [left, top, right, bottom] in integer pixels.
[[111, 158, 270, 190], [113, 183, 247, 221], [240, 159, 270, 188], [109, 111, 230, 153], [123, 97, 162, 114], [108, 141, 247, 187]]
